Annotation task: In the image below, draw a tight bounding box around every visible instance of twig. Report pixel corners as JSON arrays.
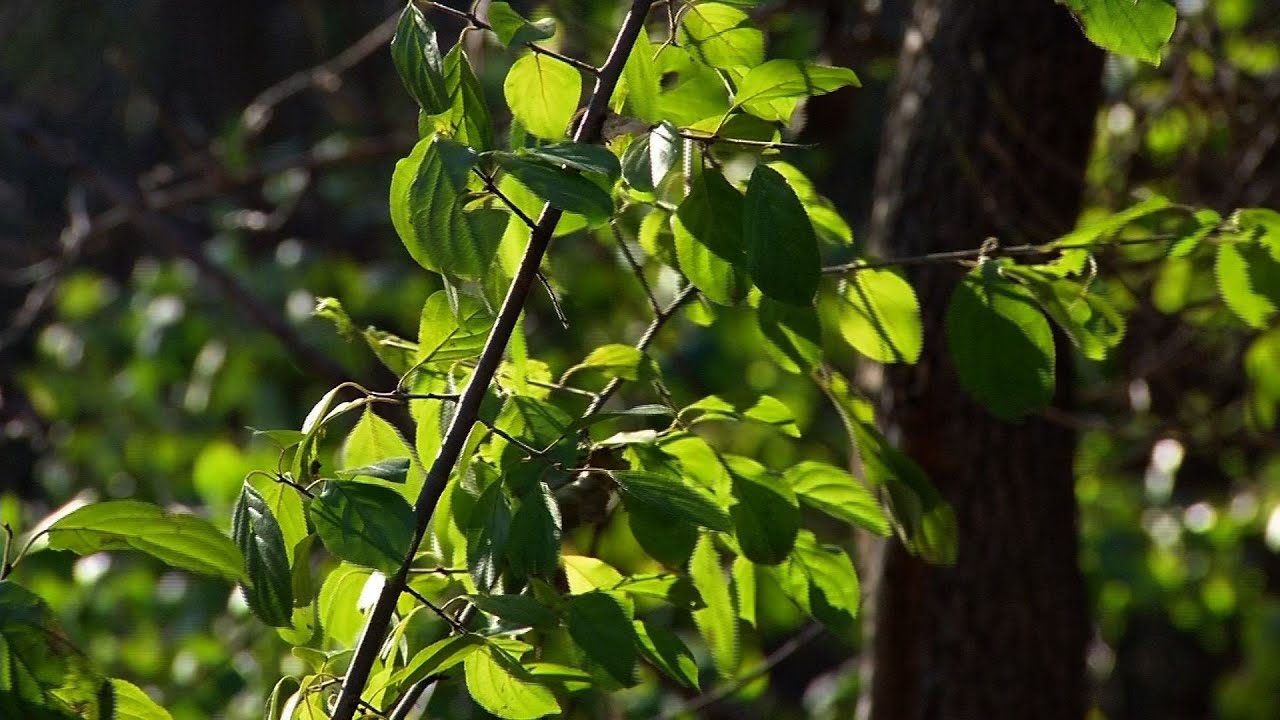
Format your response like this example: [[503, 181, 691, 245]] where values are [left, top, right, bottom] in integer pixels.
[[678, 130, 818, 150], [241, 12, 401, 136], [611, 221, 663, 315], [660, 623, 825, 719], [328, 4, 655, 717], [473, 168, 538, 229], [404, 585, 468, 634], [536, 271, 571, 329], [819, 233, 1185, 275], [416, 0, 600, 75]]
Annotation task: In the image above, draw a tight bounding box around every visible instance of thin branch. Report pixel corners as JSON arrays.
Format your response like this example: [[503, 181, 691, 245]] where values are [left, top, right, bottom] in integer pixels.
[[660, 623, 824, 719], [583, 283, 699, 417], [473, 168, 537, 229], [241, 12, 401, 136], [820, 232, 1187, 276], [328, 3, 655, 716], [611, 222, 663, 315], [527, 378, 601, 398], [536, 271, 572, 329], [404, 585, 468, 634], [678, 130, 818, 150], [416, 0, 600, 75]]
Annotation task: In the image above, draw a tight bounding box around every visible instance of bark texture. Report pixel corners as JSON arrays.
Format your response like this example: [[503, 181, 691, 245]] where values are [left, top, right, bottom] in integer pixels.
[[864, 1, 1104, 718]]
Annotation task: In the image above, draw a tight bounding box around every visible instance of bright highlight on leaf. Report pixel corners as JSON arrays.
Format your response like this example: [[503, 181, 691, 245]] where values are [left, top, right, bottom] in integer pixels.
[[504, 54, 581, 139], [1058, 0, 1178, 65]]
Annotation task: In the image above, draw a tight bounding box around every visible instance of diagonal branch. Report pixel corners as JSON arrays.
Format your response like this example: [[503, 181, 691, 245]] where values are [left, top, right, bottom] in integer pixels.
[[328, 2, 656, 717]]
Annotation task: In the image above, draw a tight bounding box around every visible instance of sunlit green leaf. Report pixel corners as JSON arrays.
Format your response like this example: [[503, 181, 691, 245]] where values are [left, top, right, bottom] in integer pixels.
[[758, 297, 823, 373], [464, 643, 561, 720], [110, 678, 175, 720], [674, 169, 750, 305], [317, 563, 375, 648], [829, 267, 923, 364], [689, 534, 739, 678], [45, 501, 244, 582], [391, 2, 450, 113], [678, 2, 764, 69], [504, 54, 581, 139], [734, 59, 859, 122], [767, 530, 859, 634], [785, 461, 891, 536], [486, 2, 556, 47], [431, 45, 494, 151], [1058, 0, 1177, 65], [620, 27, 662, 123], [634, 620, 700, 689]]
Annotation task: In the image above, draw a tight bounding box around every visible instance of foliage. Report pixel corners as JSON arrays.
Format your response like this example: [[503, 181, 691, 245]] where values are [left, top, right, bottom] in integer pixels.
[[1, 0, 1277, 718]]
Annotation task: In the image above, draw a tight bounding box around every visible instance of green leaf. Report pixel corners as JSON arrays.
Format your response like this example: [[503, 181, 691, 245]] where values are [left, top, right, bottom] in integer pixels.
[[467, 481, 512, 591], [678, 2, 764, 69], [519, 142, 621, 181], [504, 54, 581, 140], [612, 470, 732, 531], [391, 135, 508, 279], [318, 563, 375, 647], [627, 504, 698, 567], [681, 394, 800, 437], [1010, 270, 1126, 361], [732, 554, 757, 627], [744, 164, 821, 306], [945, 263, 1056, 420], [734, 60, 859, 122], [45, 501, 244, 581], [621, 134, 655, 192], [309, 481, 415, 574], [611, 574, 703, 609], [562, 555, 624, 594], [247, 474, 308, 565], [649, 122, 682, 188], [820, 374, 957, 564], [432, 45, 494, 152], [264, 676, 300, 720], [727, 456, 799, 565], [506, 483, 562, 580], [568, 591, 638, 686], [1058, 0, 1177, 65], [417, 289, 494, 365], [767, 530, 860, 634], [758, 297, 823, 373], [656, 46, 732, 125], [486, 2, 556, 47], [1169, 208, 1221, 257], [1216, 229, 1280, 328], [829, 267, 923, 364], [0, 581, 93, 718], [620, 28, 662, 123], [562, 344, 655, 384], [232, 484, 294, 627], [470, 594, 558, 629], [390, 633, 485, 690], [1051, 194, 1172, 254], [495, 154, 613, 222], [634, 620, 701, 689], [674, 169, 750, 305], [765, 161, 852, 246], [785, 461, 891, 536], [335, 457, 411, 484], [391, 2, 450, 113], [689, 534, 739, 678], [110, 678, 175, 720], [464, 643, 561, 720]]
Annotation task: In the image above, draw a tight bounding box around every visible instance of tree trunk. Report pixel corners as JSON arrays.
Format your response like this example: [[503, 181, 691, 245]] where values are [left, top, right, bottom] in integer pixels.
[[862, 1, 1103, 718]]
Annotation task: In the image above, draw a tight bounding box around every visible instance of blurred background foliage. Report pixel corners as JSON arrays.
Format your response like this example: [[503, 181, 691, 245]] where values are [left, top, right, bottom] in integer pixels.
[[0, 0, 1278, 718]]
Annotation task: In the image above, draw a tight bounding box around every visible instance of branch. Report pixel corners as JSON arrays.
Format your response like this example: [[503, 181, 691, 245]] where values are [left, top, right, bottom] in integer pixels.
[[659, 623, 824, 719], [417, 0, 600, 75], [241, 11, 401, 136], [678, 130, 818, 150], [328, 3, 656, 717]]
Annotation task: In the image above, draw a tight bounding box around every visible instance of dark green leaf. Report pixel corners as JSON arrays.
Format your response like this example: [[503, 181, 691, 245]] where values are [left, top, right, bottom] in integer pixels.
[[335, 457, 411, 484], [46, 501, 244, 581], [309, 481, 415, 574], [568, 591, 637, 687], [391, 3, 450, 112], [611, 574, 703, 609], [612, 470, 731, 531], [431, 45, 494, 151], [627, 504, 698, 567], [674, 169, 750, 305], [466, 481, 512, 591], [390, 135, 508, 279], [621, 134, 655, 192], [232, 484, 294, 627], [634, 620, 700, 689], [519, 142, 621, 181], [727, 456, 799, 565], [264, 676, 300, 720], [486, 2, 556, 47], [495, 154, 613, 222], [946, 263, 1056, 419], [469, 594, 558, 629], [744, 164, 821, 306], [506, 482, 562, 579]]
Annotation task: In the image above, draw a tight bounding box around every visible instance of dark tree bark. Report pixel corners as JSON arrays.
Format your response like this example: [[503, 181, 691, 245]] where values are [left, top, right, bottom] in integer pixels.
[[863, 1, 1104, 718]]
